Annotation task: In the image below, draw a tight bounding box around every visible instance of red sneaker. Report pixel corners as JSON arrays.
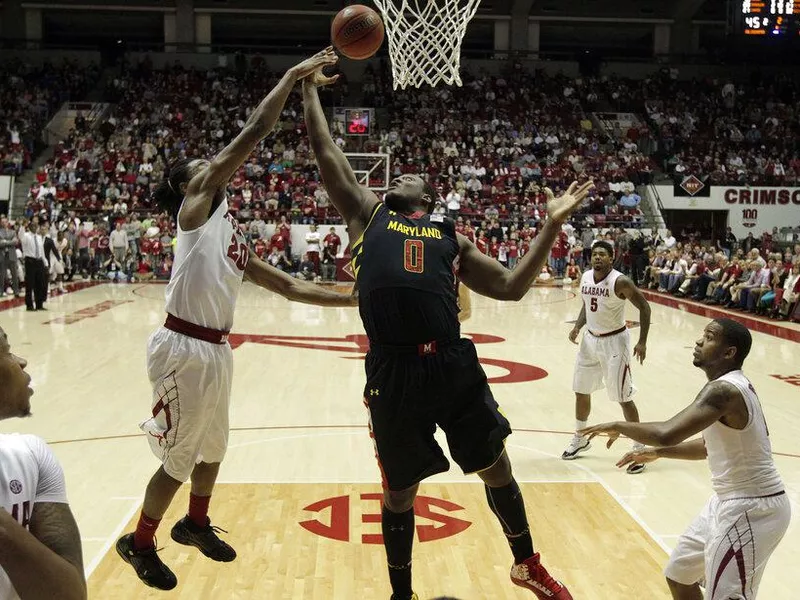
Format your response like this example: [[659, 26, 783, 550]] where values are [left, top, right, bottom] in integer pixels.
[[510, 553, 573, 599]]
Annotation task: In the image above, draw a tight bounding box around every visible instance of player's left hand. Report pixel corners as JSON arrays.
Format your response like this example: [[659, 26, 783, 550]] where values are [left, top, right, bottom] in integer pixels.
[[291, 47, 339, 83], [579, 423, 621, 449], [616, 447, 659, 469], [545, 180, 595, 224], [633, 342, 647, 364]]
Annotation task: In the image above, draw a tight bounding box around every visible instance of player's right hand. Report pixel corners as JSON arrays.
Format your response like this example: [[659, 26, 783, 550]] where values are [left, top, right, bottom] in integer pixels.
[[546, 180, 595, 224], [291, 47, 339, 82], [616, 448, 659, 469], [568, 327, 580, 344]]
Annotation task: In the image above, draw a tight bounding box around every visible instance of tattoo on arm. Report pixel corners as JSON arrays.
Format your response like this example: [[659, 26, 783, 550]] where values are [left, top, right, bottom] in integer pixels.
[[29, 503, 85, 578]]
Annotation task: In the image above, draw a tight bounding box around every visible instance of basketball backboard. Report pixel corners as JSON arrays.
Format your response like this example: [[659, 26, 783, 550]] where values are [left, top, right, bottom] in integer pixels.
[[344, 152, 390, 191]]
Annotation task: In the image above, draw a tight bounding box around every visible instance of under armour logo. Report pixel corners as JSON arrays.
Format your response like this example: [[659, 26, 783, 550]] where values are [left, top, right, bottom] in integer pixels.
[[370, 389, 380, 396], [220, 334, 229, 344]]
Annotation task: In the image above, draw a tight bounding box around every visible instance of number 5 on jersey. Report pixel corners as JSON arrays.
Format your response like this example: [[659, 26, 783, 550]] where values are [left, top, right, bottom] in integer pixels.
[[404, 239, 424, 274], [590, 297, 598, 312]]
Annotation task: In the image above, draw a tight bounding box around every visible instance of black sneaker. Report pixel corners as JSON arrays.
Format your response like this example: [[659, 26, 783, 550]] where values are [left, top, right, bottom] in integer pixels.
[[171, 516, 237, 562], [116, 533, 177, 590], [626, 462, 646, 474]]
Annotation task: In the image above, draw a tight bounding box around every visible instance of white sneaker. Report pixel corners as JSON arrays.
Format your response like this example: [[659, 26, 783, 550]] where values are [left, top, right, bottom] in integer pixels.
[[561, 435, 590, 460]]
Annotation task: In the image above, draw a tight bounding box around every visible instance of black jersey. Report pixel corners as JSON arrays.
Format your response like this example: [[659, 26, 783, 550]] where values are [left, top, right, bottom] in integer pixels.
[[351, 203, 461, 346]]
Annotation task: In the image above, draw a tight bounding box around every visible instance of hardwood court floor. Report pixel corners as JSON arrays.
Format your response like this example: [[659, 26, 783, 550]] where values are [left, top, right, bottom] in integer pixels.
[[88, 483, 669, 600], [0, 281, 797, 599]]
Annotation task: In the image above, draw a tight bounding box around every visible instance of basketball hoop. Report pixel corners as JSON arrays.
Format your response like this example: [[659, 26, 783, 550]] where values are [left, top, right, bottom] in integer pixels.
[[372, 0, 482, 89]]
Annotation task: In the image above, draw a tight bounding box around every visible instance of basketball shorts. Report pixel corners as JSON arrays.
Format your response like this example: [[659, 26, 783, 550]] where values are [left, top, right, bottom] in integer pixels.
[[665, 492, 791, 599], [363, 338, 512, 492], [140, 327, 234, 482], [572, 328, 636, 403]]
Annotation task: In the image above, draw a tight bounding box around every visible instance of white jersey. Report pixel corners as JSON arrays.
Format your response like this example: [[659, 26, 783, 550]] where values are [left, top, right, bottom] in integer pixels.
[[0, 434, 69, 600], [580, 268, 626, 335], [703, 370, 784, 500], [165, 198, 249, 331]]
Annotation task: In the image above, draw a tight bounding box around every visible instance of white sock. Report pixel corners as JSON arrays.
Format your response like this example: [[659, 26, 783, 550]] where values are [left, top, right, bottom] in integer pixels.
[[575, 420, 588, 435]]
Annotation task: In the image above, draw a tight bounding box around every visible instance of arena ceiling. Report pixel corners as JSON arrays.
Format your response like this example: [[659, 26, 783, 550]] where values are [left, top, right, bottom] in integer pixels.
[[25, 0, 728, 21], [25, 0, 730, 56]]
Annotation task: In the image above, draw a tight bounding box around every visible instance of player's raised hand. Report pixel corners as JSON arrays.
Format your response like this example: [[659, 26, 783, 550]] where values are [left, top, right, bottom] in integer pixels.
[[545, 180, 594, 224], [616, 447, 659, 469], [304, 67, 341, 88], [290, 47, 339, 82], [579, 422, 621, 448]]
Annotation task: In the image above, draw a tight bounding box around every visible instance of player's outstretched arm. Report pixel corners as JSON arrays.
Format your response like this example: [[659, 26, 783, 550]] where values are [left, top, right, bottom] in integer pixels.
[[0, 503, 86, 600], [458, 181, 594, 301], [244, 255, 357, 307], [615, 438, 707, 470], [580, 380, 741, 448], [180, 48, 339, 230], [302, 72, 379, 234], [654, 439, 708, 460]]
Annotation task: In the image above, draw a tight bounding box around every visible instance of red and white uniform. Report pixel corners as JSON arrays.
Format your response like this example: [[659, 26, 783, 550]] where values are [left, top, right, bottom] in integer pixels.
[[665, 371, 790, 598], [572, 268, 635, 403], [140, 199, 249, 481], [0, 435, 68, 600]]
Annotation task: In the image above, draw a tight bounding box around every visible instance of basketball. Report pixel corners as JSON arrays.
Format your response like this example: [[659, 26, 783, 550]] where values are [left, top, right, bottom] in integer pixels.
[[331, 5, 385, 60]]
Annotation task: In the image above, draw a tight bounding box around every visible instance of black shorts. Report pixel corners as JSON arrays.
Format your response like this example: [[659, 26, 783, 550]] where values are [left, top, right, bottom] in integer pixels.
[[363, 338, 511, 491]]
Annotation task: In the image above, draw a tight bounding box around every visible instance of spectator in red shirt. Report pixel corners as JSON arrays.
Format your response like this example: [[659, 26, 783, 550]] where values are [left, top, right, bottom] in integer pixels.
[[323, 227, 341, 256], [550, 230, 569, 277], [475, 230, 488, 255], [253, 238, 268, 259], [489, 237, 500, 260], [269, 231, 285, 254], [277, 215, 292, 257]]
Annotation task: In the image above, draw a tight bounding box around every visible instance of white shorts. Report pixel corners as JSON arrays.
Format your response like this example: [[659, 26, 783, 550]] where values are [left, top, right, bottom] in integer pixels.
[[572, 328, 636, 403], [665, 493, 791, 599], [140, 327, 234, 482], [49, 259, 64, 277]]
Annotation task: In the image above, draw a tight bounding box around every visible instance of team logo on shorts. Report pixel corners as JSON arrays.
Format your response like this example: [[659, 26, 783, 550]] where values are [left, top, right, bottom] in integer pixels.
[[9, 480, 22, 494]]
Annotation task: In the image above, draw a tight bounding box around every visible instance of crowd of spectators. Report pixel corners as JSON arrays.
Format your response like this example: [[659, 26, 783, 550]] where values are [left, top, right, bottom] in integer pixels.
[[2, 56, 797, 306], [1, 59, 99, 175], [630, 228, 800, 320], [362, 62, 652, 229], [591, 69, 800, 186], [21, 60, 655, 286]]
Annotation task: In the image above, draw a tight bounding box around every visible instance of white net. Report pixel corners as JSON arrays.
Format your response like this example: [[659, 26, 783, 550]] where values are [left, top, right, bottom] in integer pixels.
[[372, 0, 482, 89]]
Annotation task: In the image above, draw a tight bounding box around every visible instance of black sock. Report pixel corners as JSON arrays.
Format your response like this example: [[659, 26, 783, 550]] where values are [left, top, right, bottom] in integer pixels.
[[485, 479, 534, 564], [382, 505, 415, 599]]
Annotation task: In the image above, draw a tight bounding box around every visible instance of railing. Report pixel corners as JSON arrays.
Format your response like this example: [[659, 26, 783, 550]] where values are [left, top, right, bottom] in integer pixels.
[[645, 183, 667, 231]]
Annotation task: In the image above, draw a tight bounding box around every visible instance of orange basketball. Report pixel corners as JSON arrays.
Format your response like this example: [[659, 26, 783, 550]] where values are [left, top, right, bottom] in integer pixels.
[[331, 5, 385, 60]]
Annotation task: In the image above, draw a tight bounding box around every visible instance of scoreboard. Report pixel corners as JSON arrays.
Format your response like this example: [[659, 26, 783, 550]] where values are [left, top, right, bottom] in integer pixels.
[[739, 1, 799, 36]]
